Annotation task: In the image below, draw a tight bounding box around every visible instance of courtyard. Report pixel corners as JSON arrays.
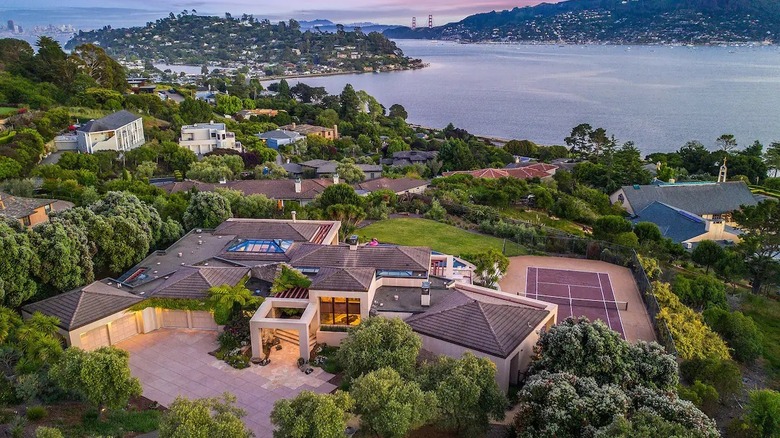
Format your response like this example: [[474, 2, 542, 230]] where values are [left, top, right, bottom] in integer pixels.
[[116, 329, 337, 437]]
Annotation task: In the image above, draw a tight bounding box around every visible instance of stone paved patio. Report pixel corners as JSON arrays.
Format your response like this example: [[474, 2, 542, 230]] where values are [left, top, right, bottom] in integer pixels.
[[117, 329, 336, 437]]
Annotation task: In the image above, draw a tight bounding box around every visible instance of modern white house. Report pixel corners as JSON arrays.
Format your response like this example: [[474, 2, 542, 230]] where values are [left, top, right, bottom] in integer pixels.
[[179, 122, 242, 155], [75, 110, 145, 153]]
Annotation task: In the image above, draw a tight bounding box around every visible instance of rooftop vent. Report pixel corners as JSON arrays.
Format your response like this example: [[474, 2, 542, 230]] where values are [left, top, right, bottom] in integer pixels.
[[196, 229, 202, 233]]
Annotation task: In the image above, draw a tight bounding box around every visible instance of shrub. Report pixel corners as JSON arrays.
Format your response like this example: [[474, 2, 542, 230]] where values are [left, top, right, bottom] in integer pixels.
[[15, 373, 42, 403], [423, 198, 446, 221], [672, 275, 726, 310], [702, 307, 763, 363], [34, 427, 64, 438], [679, 358, 742, 399], [745, 389, 780, 438], [337, 317, 421, 380], [677, 381, 719, 415], [26, 405, 47, 421]]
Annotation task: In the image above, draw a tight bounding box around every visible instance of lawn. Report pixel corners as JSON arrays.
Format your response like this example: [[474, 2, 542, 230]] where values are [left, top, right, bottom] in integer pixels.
[[741, 293, 780, 388], [0, 107, 18, 117], [500, 208, 586, 236], [358, 218, 526, 257]]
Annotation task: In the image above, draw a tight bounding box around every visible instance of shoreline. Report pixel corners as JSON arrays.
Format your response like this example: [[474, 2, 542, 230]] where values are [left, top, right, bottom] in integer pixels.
[[259, 64, 427, 83], [391, 38, 777, 48]]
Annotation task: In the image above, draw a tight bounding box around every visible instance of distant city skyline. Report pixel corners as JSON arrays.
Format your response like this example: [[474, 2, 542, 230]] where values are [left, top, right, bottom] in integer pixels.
[[0, 0, 559, 29]]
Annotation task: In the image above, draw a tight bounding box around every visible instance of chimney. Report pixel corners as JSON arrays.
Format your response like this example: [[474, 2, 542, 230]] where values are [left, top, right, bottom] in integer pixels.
[[346, 234, 359, 250], [291, 122, 296, 130], [333, 173, 339, 185], [421, 281, 431, 307], [705, 218, 725, 239], [514, 155, 520, 164], [333, 124, 339, 139], [294, 178, 302, 193], [291, 210, 297, 222]]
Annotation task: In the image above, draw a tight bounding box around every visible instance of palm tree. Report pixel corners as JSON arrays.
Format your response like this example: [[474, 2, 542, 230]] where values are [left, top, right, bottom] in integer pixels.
[[0, 306, 22, 345], [207, 284, 258, 324]]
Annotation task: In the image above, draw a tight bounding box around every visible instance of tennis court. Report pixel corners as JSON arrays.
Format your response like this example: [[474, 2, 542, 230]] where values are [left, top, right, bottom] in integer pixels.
[[526, 267, 626, 338]]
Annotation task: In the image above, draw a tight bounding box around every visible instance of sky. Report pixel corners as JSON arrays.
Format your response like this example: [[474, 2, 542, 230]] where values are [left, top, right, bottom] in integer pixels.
[[0, 0, 557, 29]]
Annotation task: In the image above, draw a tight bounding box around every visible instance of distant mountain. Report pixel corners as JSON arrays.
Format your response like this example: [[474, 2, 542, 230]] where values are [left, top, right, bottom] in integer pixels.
[[385, 0, 780, 44], [299, 20, 399, 34]]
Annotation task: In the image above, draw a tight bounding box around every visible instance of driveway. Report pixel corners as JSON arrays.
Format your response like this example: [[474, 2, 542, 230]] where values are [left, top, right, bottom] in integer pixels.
[[117, 329, 336, 437]]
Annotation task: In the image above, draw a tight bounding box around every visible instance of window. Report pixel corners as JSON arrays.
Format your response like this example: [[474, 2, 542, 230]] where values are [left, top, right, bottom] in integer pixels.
[[227, 239, 293, 253], [320, 297, 361, 326], [22, 216, 31, 227]]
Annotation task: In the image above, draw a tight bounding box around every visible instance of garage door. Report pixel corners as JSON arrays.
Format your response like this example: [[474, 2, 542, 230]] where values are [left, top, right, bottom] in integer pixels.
[[80, 326, 110, 351], [162, 310, 189, 328], [191, 311, 218, 330], [110, 314, 139, 343]]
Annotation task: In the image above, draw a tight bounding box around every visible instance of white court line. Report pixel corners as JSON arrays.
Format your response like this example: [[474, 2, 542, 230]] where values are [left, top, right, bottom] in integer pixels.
[[566, 284, 574, 318], [536, 267, 612, 275], [597, 272, 613, 331], [603, 273, 627, 338], [537, 281, 603, 288]]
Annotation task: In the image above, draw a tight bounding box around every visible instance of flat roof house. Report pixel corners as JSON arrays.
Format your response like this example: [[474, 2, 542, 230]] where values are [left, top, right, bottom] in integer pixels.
[[75, 110, 145, 154], [179, 122, 242, 156]]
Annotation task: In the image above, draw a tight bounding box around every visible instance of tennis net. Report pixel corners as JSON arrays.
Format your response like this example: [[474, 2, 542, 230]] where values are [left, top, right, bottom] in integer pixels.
[[528, 293, 629, 311]]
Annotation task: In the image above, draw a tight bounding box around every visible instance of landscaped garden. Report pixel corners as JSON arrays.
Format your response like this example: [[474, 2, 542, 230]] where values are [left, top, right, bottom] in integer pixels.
[[358, 218, 526, 257]]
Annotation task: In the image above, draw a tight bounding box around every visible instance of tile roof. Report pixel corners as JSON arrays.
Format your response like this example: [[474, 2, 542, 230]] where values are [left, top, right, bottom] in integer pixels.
[[280, 124, 333, 135], [259, 130, 303, 140], [310, 267, 376, 292], [158, 179, 333, 201], [442, 164, 552, 180], [0, 192, 55, 220], [21, 282, 143, 330], [157, 180, 216, 194], [250, 263, 289, 283], [78, 110, 141, 133], [632, 202, 708, 243], [617, 181, 758, 216], [405, 290, 550, 358], [289, 244, 430, 272], [213, 219, 334, 242], [150, 266, 250, 299], [354, 178, 430, 194]]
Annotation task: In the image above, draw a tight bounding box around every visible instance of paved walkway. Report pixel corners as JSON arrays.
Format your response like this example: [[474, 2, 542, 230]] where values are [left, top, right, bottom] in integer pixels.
[[117, 329, 336, 437]]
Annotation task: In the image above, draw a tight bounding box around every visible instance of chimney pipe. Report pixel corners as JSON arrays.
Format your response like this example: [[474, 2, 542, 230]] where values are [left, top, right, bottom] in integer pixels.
[[294, 178, 302, 193], [333, 173, 339, 185], [291, 210, 297, 222], [333, 124, 339, 139]]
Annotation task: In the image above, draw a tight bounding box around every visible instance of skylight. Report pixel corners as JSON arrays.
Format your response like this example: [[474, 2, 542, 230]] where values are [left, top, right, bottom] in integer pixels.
[[227, 239, 293, 253]]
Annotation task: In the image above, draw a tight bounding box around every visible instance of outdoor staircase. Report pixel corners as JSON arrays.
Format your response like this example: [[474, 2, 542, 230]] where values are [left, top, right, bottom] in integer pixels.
[[275, 329, 317, 353]]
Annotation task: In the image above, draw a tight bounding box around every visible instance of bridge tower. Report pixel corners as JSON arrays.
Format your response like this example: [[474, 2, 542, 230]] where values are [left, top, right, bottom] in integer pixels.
[[428, 15, 433, 28], [412, 17, 416, 29]]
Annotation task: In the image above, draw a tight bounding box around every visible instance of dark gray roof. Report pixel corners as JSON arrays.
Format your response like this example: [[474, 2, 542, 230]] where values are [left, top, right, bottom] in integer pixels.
[[250, 263, 289, 283], [150, 266, 250, 299], [214, 219, 334, 242], [354, 178, 429, 194], [22, 282, 143, 330], [618, 182, 757, 215], [632, 202, 707, 243], [259, 130, 303, 140], [282, 163, 303, 173], [159, 179, 333, 201], [310, 267, 375, 292], [406, 290, 550, 358], [392, 150, 437, 161], [0, 192, 55, 220], [78, 110, 140, 133], [289, 244, 430, 272]]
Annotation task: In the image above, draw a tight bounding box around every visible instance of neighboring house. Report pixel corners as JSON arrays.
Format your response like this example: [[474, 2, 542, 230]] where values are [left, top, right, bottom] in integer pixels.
[[0, 191, 64, 227], [75, 110, 145, 154], [442, 163, 557, 180], [279, 123, 339, 141], [179, 122, 242, 155], [157, 178, 335, 207], [195, 87, 221, 105], [610, 181, 758, 220], [631, 202, 742, 246], [383, 150, 438, 168], [353, 177, 430, 195], [298, 159, 382, 181], [236, 109, 280, 119], [158, 90, 186, 103], [258, 129, 304, 149]]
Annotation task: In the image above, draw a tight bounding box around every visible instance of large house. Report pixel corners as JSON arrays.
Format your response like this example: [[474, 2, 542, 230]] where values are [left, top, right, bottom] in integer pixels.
[[279, 123, 339, 141], [0, 191, 67, 227], [383, 150, 438, 168], [354, 177, 430, 195], [612, 181, 758, 246], [22, 218, 555, 392], [179, 122, 242, 155], [283, 159, 382, 181], [79, 111, 145, 153], [158, 178, 335, 207]]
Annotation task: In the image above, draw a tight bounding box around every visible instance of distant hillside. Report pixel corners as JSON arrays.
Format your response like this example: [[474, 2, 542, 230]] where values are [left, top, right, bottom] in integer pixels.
[[385, 0, 780, 44], [66, 13, 413, 70]]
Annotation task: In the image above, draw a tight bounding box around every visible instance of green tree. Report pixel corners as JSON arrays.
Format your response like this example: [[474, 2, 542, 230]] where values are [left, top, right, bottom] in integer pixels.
[[49, 347, 142, 411], [339, 84, 361, 121], [529, 317, 678, 391], [424, 198, 446, 221], [745, 389, 780, 438], [336, 160, 365, 184], [316, 109, 340, 128], [504, 139, 538, 157], [254, 161, 287, 179], [593, 215, 634, 242], [206, 284, 257, 325], [69, 43, 127, 91], [179, 98, 214, 124], [0, 218, 39, 308], [702, 308, 763, 363], [31, 220, 94, 292], [671, 274, 726, 311], [13, 312, 63, 374], [277, 78, 291, 99], [183, 191, 233, 230], [634, 222, 662, 243], [270, 391, 353, 438], [351, 367, 437, 438], [34, 427, 64, 438], [215, 94, 243, 115], [134, 161, 157, 181], [596, 411, 705, 438], [733, 201, 780, 294], [464, 249, 509, 289], [271, 265, 312, 294], [160, 393, 252, 438], [325, 204, 366, 236], [716, 134, 737, 153], [388, 104, 408, 120], [764, 141, 780, 178], [690, 240, 724, 274], [317, 183, 362, 210], [418, 352, 507, 437], [337, 317, 421, 380]]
